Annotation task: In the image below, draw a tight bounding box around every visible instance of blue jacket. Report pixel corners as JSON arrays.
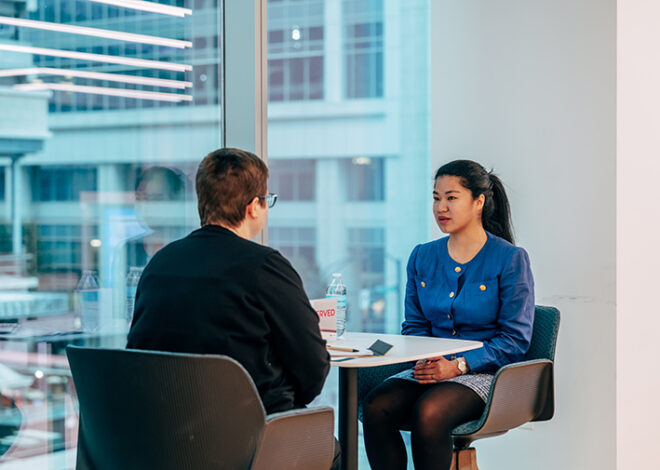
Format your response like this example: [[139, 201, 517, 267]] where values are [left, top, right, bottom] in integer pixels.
[[402, 232, 535, 373]]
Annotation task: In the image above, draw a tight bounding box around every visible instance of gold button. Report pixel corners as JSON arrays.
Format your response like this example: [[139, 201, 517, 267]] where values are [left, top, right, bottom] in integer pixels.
[[449, 291, 455, 298], [452, 330, 457, 336], [421, 281, 426, 288], [480, 284, 486, 291], [447, 314, 451, 319], [455, 266, 461, 273]]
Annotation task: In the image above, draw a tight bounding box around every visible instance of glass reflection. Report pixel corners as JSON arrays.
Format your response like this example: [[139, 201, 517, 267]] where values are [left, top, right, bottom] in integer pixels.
[[0, 0, 222, 465]]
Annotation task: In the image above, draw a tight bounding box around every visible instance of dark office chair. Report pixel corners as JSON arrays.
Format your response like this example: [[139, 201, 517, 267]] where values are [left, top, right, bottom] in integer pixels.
[[357, 305, 560, 470], [67, 346, 335, 470]]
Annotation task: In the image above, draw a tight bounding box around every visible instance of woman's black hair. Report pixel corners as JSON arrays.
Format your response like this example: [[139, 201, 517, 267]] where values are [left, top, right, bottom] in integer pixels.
[[434, 160, 514, 244]]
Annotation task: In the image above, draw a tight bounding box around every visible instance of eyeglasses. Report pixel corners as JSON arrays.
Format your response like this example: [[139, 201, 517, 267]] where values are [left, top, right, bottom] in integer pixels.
[[257, 193, 278, 208]]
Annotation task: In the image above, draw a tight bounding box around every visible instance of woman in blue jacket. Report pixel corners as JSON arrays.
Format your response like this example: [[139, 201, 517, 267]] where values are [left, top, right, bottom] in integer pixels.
[[362, 160, 535, 470]]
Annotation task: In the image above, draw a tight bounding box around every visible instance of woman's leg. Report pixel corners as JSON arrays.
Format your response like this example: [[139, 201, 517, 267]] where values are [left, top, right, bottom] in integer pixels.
[[363, 379, 426, 470], [410, 382, 485, 470]]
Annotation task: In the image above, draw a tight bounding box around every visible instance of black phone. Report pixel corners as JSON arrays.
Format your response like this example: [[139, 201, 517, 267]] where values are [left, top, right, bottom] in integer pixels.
[[368, 339, 393, 356]]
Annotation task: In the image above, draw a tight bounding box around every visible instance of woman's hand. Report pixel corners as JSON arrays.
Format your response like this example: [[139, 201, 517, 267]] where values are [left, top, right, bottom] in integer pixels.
[[412, 356, 461, 384]]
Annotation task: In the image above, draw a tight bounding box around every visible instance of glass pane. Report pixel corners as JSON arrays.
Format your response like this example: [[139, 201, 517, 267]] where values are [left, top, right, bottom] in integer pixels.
[[0, 0, 223, 466], [266, 1, 430, 464], [268, 0, 430, 333]]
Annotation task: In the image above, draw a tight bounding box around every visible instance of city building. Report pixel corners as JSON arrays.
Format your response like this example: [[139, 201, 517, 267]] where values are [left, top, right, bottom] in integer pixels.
[[0, 0, 430, 334]]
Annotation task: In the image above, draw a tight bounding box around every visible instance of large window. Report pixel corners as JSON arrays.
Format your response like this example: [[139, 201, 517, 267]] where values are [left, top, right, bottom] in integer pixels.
[[0, 1, 430, 467], [267, 5, 429, 465], [266, 6, 429, 466], [267, 0, 429, 334], [0, 0, 223, 466]]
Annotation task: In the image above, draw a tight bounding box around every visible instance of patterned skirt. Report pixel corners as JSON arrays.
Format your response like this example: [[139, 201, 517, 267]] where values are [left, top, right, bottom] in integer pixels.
[[388, 368, 494, 402]]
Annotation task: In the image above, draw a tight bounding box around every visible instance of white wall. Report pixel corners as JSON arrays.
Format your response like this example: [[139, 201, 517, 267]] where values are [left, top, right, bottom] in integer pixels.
[[431, 1, 616, 469], [617, 1, 660, 468]]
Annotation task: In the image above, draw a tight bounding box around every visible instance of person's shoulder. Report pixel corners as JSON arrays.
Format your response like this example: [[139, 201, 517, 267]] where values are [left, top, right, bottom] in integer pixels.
[[415, 236, 448, 256], [191, 225, 277, 255], [261, 248, 295, 271], [485, 232, 530, 266], [406, 237, 448, 271], [145, 232, 189, 260], [486, 232, 520, 251]]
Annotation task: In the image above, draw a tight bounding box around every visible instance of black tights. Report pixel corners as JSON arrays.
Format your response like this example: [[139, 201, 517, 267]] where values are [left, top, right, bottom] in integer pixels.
[[363, 379, 484, 470]]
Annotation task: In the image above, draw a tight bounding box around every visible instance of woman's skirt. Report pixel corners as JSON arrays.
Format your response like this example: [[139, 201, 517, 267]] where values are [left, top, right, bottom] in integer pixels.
[[388, 368, 494, 402]]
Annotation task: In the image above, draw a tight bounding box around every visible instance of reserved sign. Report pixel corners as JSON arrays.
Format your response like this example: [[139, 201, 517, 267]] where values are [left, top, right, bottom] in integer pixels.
[[310, 297, 337, 340]]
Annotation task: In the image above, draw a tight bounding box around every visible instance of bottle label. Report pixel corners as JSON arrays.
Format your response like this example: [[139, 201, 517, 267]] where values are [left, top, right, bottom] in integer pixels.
[[81, 290, 98, 304], [80, 290, 99, 332], [326, 294, 347, 310]]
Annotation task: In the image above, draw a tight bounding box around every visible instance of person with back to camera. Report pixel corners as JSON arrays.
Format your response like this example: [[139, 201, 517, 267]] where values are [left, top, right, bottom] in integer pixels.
[[362, 160, 535, 470], [127, 148, 341, 469]]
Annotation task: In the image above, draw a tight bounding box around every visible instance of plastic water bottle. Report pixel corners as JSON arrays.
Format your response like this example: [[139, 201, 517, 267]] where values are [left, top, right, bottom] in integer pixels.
[[326, 273, 347, 339], [77, 270, 100, 333], [125, 266, 143, 327]]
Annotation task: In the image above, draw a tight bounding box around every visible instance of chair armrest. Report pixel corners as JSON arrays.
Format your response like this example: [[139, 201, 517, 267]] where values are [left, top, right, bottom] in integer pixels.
[[453, 359, 554, 438], [250, 406, 335, 470]]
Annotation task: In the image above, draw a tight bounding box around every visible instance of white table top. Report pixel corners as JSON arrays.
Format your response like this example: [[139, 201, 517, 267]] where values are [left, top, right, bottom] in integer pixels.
[[329, 332, 482, 368]]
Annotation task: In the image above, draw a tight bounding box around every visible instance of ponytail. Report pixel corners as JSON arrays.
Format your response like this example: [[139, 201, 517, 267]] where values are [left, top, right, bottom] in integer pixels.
[[434, 160, 515, 244], [483, 173, 514, 244]]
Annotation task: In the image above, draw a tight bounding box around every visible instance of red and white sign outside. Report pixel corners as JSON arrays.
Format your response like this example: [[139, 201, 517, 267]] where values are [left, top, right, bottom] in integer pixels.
[[310, 297, 337, 340]]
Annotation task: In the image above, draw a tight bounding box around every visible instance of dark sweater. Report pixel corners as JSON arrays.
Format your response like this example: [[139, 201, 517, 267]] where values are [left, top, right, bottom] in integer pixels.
[[127, 225, 330, 413]]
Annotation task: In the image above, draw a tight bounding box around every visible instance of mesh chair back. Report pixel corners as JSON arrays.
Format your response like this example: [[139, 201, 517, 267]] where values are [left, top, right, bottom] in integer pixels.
[[526, 305, 560, 422], [525, 305, 560, 361], [67, 346, 266, 470]]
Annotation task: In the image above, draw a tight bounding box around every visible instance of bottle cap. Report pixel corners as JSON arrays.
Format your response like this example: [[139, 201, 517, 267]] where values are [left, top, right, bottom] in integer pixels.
[[332, 273, 341, 277]]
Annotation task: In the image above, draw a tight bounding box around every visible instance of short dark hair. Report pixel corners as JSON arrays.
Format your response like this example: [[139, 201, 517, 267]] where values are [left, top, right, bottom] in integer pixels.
[[435, 159, 514, 244], [195, 148, 268, 226]]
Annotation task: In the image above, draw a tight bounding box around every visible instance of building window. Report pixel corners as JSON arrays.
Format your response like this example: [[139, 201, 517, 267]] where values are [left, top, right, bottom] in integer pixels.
[[0, 166, 5, 201], [268, 0, 325, 102], [348, 227, 385, 277], [269, 159, 316, 201], [270, 227, 316, 265], [344, 157, 385, 201], [344, 0, 384, 99], [0, 223, 11, 253], [35, 224, 97, 273], [31, 166, 97, 202], [269, 226, 322, 297], [348, 227, 386, 331]]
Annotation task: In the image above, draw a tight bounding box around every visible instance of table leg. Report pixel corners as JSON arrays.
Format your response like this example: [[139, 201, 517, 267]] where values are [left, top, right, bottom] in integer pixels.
[[339, 367, 358, 470]]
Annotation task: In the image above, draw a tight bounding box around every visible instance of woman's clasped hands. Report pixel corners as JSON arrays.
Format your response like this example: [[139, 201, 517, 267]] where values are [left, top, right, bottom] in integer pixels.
[[412, 356, 461, 384]]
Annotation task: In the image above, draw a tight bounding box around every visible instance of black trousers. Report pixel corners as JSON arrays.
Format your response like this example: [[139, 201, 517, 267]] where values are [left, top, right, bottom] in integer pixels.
[[362, 379, 484, 470]]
